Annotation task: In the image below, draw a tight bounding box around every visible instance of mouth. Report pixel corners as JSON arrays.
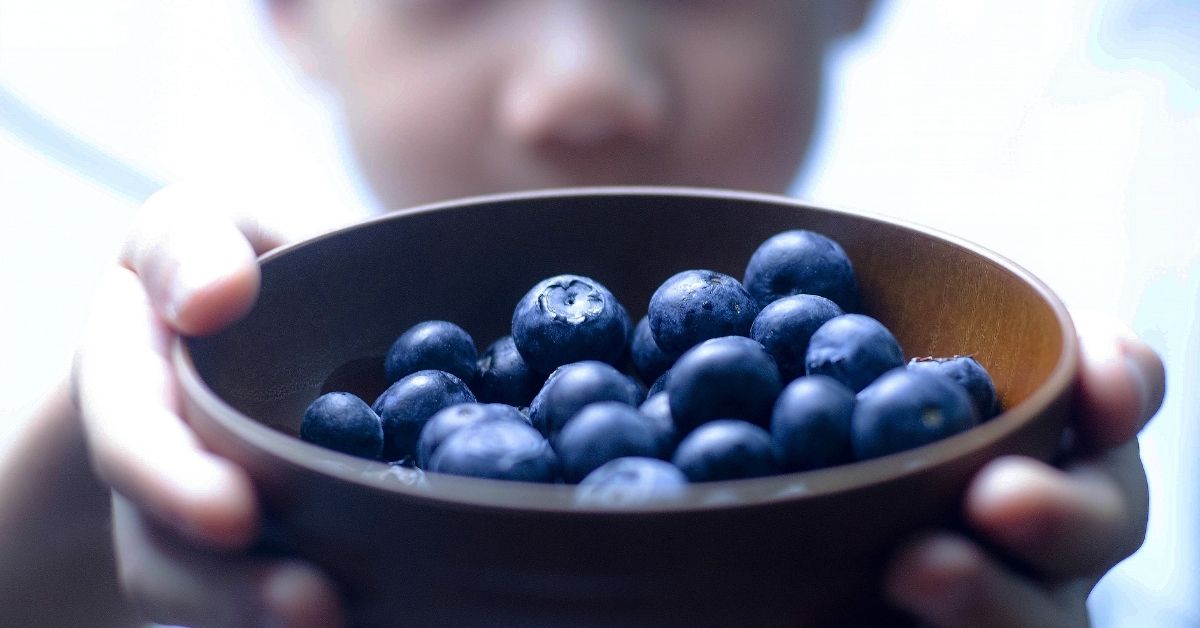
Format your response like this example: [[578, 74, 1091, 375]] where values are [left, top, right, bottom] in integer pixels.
[[495, 143, 676, 189]]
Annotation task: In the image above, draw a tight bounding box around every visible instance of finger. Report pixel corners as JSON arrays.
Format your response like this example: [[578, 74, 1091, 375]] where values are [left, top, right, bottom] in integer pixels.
[[965, 449, 1148, 578], [884, 533, 1087, 628], [1072, 311, 1166, 449], [120, 183, 293, 336], [75, 267, 258, 549], [113, 496, 344, 628]]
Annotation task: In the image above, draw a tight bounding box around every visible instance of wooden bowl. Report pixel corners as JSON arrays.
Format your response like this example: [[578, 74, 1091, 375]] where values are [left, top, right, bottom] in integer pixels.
[[175, 187, 1077, 626]]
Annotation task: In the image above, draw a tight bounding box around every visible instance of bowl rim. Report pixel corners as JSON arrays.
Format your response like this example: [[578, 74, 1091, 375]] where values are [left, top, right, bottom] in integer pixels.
[[173, 185, 1078, 514]]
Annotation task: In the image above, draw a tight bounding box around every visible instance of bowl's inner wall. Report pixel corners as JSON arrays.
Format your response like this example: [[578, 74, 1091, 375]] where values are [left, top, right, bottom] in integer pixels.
[[188, 192, 1061, 438]]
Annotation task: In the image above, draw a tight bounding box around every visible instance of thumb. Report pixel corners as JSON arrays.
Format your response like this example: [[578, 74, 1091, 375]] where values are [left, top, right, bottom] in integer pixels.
[[121, 183, 290, 336], [1071, 310, 1166, 450]]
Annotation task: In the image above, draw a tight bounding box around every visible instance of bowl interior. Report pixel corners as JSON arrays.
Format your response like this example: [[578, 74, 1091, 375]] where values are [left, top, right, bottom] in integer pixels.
[[183, 187, 1074, 508]]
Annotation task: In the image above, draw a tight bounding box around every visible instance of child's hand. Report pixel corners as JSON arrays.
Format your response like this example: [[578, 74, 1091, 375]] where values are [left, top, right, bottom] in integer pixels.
[[884, 313, 1165, 627], [71, 185, 344, 627]]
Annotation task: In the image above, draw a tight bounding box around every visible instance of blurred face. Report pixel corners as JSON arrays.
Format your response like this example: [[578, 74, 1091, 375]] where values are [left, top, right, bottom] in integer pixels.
[[274, 1, 846, 209]]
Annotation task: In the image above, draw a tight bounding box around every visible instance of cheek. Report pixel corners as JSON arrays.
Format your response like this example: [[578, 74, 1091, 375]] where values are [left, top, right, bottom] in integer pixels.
[[334, 38, 502, 208], [661, 20, 822, 191]]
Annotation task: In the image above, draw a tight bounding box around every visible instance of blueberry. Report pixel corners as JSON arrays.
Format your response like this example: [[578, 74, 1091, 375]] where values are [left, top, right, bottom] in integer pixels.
[[527, 361, 643, 437], [415, 402, 529, 468], [804, 314, 905, 393], [852, 368, 980, 460], [575, 457, 689, 506], [742, 229, 860, 312], [474, 335, 542, 407], [667, 336, 782, 434], [372, 370, 476, 462], [646, 368, 672, 398], [428, 420, 560, 483], [770, 376, 856, 472], [300, 392, 384, 460], [750, 294, 844, 382], [553, 402, 665, 483], [630, 315, 675, 385], [647, 269, 759, 356], [671, 419, 780, 482], [615, 301, 635, 360], [384, 320, 478, 385], [638, 392, 679, 456], [511, 274, 631, 374], [907, 355, 999, 420]]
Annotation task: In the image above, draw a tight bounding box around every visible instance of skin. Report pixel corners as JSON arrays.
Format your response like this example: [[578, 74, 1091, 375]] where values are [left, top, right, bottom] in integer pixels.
[[0, 2, 1167, 626], [283, 0, 829, 209]]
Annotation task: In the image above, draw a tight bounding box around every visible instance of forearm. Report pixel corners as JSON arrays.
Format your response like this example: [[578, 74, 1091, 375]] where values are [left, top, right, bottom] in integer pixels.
[[0, 377, 139, 627]]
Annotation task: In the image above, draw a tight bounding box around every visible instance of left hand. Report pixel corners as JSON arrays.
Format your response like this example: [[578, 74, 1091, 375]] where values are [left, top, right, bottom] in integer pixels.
[[883, 312, 1166, 627]]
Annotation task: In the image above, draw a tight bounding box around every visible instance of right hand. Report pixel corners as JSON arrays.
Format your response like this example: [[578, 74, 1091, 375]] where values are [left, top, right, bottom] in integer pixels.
[[72, 184, 345, 627]]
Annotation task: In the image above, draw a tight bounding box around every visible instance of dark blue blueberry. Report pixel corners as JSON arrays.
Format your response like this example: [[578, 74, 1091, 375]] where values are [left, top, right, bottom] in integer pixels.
[[384, 320, 477, 385], [630, 315, 676, 385], [428, 419, 560, 483], [851, 367, 980, 461], [575, 457, 689, 506], [474, 335, 542, 407], [666, 336, 782, 433], [300, 392, 384, 460], [415, 402, 529, 468], [750, 294, 844, 382], [646, 368, 672, 398], [671, 419, 780, 482], [804, 314, 905, 393], [769, 375, 856, 472], [742, 229, 860, 312], [638, 392, 679, 457], [553, 402, 665, 483], [647, 269, 759, 356], [511, 274, 631, 374], [372, 370, 476, 462], [527, 361, 643, 437], [907, 355, 999, 420], [616, 301, 635, 363]]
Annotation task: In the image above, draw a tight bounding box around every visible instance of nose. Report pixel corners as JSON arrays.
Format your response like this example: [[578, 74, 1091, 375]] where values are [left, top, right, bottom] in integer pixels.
[[498, 3, 669, 153]]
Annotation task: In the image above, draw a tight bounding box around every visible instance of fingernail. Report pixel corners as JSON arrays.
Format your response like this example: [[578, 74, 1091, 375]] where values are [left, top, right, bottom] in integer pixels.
[[259, 562, 342, 628], [165, 225, 253, 321], [258, 566, 304, 628], [922, 539, 975, 610], [168, 247, 226, 316], [166, 454, 257, 548], [969, 457, 1066, 547], [887, 536, 978, 617]]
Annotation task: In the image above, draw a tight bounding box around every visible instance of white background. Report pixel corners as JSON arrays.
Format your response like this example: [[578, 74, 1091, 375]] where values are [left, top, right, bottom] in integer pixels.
[[1, 1, 1196, 625]]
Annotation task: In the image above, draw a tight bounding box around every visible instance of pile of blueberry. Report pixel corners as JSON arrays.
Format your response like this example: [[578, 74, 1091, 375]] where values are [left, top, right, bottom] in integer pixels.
[[301, 229, 998, 504]]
